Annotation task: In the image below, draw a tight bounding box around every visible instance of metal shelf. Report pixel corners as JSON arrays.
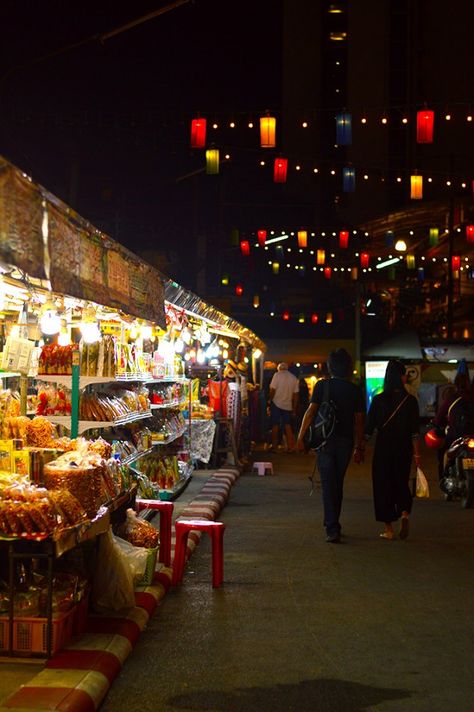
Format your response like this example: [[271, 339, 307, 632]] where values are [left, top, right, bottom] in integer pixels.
[[46, 410, 152, 434]]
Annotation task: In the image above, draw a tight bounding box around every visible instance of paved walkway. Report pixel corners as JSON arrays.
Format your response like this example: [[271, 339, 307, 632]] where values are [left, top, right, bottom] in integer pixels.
[[3, 444, 474, 711]]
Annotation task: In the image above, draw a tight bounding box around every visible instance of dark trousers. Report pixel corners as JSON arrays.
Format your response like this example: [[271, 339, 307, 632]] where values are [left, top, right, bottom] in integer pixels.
[[317, 436, 353, 536]]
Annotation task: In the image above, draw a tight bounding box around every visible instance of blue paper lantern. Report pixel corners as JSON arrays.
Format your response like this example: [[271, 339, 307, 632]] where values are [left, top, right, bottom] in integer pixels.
[[336, 112, 352, 145], [417, 267, 425, 281], [385, 230, 394, 246], [342, 166, 355, 192]]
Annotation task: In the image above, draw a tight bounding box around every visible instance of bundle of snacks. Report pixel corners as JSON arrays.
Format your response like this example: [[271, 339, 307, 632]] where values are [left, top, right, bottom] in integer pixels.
[[0, 482, 87, 537], [26, 417, 56, 447], [43, 456, 107, 519], [38, 344, 77, 375], [116, 508, 159, 548], [2, 415, 29, 439], [80, 392, 138, 422], [36, 383, 72, 416]]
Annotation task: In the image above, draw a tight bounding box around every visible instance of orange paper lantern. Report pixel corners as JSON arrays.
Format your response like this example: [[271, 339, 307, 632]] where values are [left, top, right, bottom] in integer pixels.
[[260, 115, 276, 148], [297, 230, 308, 248]]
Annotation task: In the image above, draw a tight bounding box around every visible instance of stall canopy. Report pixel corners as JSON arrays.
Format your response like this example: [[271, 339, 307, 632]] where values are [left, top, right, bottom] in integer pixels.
[[165, 280, 266, 352], [363, 331, 423, 360], [0, 155, 167, 329]]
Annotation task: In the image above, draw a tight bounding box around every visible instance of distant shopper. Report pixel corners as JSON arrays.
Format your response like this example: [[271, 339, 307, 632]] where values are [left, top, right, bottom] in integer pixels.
[[432, 373, 474, 479], [268, 363, 299, 453], [295, 377, 310, 433], [365, 359, 421, 541], [296, 348, 366, 543]]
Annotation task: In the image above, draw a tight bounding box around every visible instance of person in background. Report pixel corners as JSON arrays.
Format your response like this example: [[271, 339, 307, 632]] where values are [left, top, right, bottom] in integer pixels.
[[432, 373, 473, 481], [365, 359, 421, 541], [268, 362, 299, 453], [295, 376, 310, 434], [296, 348, 366, 543]]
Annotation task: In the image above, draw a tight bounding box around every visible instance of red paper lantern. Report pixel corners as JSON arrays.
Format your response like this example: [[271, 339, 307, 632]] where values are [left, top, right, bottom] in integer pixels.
[[451, 255, 461, 271], [324, 266, 332, 279], [416, 109, 434, 143], [339, 230, 349, 248], [257, 229, 267, 247], [360, 252, 370, 269], [240, 240, 250, 256], [282, 310, 290, 321], [311, 313, 319, 324], [190, 118, 207, 148], [273, 158, 288, 183], [466, 225, 474, 243], [235, 284, 244, 296]]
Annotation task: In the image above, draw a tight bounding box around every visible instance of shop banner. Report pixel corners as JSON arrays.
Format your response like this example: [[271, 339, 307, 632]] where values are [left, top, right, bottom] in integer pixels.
[[49, 204, 166, 328], [0, 157, 46, 279]]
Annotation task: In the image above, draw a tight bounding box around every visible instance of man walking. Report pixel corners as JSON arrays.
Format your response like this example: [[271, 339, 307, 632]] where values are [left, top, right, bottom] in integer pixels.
[[268, 363, 299, 453], [296, 348, 366, 543]]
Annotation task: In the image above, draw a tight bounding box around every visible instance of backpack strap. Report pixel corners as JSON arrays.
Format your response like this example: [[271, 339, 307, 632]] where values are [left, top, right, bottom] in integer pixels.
[[322, 378, 330, 403], [381, 394, 409, 429], [447, 396, 462, 419]]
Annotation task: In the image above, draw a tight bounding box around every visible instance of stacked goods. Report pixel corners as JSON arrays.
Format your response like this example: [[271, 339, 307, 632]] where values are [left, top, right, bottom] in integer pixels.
[[80, 388, 150, 422], [43, 445, 120, 518], [0, 482, 87, 537], [36, 384, 72, 416], [116, 508, 159, 548], [38, 345, 78, 375], [149, 410, 186, 441]]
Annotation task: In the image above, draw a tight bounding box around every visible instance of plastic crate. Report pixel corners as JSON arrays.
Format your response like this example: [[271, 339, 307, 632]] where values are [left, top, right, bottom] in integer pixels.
[[0, 607, 75, 656], [136, 546, 158, 586]]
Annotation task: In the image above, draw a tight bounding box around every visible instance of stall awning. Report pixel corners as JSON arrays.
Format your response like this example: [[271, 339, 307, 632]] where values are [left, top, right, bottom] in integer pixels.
[[363, 331, 423, 360], [165, 280, 266, 352], [0, 155, 167, 329]]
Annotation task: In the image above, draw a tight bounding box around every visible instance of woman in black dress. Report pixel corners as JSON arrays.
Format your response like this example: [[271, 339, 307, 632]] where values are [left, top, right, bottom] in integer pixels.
[[365, 359, 421, 540]]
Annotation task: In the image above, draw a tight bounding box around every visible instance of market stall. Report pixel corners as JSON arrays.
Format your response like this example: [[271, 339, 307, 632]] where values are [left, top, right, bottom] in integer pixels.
[[0, 155, 265, 657]]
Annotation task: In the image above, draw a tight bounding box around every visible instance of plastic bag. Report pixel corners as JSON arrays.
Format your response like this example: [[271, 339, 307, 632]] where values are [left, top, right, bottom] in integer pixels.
[[416, 466, 430, 498], [113, 533, 149, 581], [117, 508, 159, 548], [91, 528, 136, 612]]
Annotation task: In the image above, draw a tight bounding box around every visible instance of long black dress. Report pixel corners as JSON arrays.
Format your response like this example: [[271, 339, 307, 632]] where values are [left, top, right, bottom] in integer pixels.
[[366, 389, 420, 523]]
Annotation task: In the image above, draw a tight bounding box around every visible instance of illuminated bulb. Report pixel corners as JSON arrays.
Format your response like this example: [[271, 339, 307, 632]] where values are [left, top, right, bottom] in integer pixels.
[[222, 349, 228, 359], [81, 322, 101, 344], [40, 309, 61, 335], [445, 114, 451, 121], [141, 325, 153, 340], [58, 327, 70, 346], [197, 349, 206, 364], [381, 117, 388, 124], [402, 117, 408, 124], [395, 239, 407, 252], [174, 338, 184, 353], [361, 117, 367, 124]]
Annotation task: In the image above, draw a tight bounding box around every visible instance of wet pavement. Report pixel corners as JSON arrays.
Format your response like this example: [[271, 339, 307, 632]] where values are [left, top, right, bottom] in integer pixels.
[[2, 444, 474, 711], [96, 443, 474, 712]]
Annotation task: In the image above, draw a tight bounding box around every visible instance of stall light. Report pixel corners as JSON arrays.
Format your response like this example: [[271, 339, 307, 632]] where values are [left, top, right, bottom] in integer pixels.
[[141, 325, 153, 340], [40, 301, 61, 335], [197, 348, 206, 364], [253, 348, 262, 359]]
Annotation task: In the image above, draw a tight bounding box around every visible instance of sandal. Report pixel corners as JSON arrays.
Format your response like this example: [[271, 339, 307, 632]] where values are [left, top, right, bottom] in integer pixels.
[[379, 531, 395, 540], [399, 517, 410, 540]]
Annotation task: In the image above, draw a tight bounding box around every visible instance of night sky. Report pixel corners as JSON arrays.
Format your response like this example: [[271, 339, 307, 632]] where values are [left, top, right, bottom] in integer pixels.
[[2, 2, 473, 344], [1, 0, 282, 246]]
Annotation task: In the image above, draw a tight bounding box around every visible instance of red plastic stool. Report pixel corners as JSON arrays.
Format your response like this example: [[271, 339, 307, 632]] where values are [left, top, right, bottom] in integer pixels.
[[135, 499, 174, 567], [172, 519, 226, 588]]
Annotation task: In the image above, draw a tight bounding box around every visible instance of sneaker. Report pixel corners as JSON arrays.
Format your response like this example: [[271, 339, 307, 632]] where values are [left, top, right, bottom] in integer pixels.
[[326, 533, 341, 543]]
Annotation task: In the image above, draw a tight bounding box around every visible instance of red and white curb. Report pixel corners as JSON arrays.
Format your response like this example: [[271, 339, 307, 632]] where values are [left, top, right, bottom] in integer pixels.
[[0, 466, 240, 712]]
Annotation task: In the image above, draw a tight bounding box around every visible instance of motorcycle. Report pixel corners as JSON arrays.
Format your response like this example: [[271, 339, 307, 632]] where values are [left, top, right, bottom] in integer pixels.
[[440, 436, 474, 508]]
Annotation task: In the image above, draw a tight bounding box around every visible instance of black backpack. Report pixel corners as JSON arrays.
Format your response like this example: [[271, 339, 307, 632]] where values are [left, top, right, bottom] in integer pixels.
[[448, 396, 474, 438], [306, 379, 337, 450]]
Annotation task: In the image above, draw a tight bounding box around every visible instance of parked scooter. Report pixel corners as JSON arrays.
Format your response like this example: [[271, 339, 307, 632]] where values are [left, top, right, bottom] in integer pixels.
[[439, 436, 474, 508]]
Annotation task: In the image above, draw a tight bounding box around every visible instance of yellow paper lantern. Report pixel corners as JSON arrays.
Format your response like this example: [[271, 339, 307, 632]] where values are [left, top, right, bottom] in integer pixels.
[[260, 115, 276, 148], [206, 148, 220, 174], [272, 261, 280, 274], [317, 249, 326, 265], [406, 255, 416, 269]]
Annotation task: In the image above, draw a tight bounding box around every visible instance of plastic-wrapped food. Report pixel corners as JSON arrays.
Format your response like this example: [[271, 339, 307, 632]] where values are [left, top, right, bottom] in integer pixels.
[[117, 508, 159, 548], [91, 528, 135, 612]]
